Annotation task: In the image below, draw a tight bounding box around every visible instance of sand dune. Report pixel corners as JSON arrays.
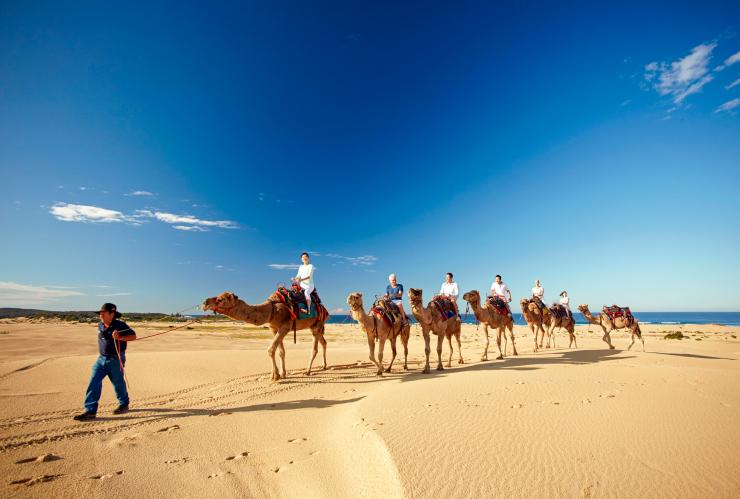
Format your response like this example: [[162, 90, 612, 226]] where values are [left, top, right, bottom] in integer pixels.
[[0, 320, 738, 498]]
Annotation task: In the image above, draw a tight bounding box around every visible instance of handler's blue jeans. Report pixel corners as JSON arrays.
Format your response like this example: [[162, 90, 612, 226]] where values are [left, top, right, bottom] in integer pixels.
[[84, 355, 129, 413]]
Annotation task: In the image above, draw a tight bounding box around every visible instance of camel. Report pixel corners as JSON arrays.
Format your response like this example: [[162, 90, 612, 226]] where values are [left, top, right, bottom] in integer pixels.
[[347, 293, 410, 375], [578, 304, 645, 351], [520, 298, 550, 352], [407, 288, 463, 372], [546, 306, 577, 349], [462, 290, 517, 360], [202, 291, 328, 381]]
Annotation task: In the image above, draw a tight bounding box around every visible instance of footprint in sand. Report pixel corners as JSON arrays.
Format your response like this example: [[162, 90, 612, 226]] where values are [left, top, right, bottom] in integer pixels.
[[288, 438, 307, 444], [208, 471, 232, 479], [112, 434, 141, 447], [225, 452, 249, 461], [210, 411, 232, 417], [720, 402, 731, 408], [272, 465, 287, 473], [15, 453, 62, 464], [510, 404, 524, 409], [309, 450, 320, 456], [581, 398, 592, 404], [599, 394, 616, 399], [89, 471, 124, 480], [165, 457, 190, 464], [157, 425, 180, 433], [10, 474, 64, 486]]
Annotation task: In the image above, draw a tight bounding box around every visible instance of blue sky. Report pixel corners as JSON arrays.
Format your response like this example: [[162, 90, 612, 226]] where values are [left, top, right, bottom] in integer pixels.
[[1, 1, 739, 313]]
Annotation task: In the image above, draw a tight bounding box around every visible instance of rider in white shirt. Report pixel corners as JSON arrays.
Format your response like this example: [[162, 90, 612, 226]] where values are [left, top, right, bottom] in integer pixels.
[[559, 291, 571, 319], [293, 252, 315, 313], [489, 274, 513, 318], [531, 279, 549, 316], [439, 272, 460, 316]]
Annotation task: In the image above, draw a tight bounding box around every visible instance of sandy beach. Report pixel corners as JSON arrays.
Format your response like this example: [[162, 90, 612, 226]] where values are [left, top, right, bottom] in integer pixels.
[[0, 319, 738, 498]]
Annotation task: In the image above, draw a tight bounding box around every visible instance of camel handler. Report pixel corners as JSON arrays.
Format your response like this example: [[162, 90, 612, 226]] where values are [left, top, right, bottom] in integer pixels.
[[292, 252, 315, 314], [386, 273, 407, 324], [560, 291, 572, 319], [73, 303, 136, 421], [531, 279, 549, 317], [490, 274, 513, 319], [439, 272, 460, 317]]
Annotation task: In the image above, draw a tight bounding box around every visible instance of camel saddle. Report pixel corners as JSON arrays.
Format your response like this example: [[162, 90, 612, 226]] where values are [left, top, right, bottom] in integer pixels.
[[532, 296, 549, 314], [274, 285, 328, 321], [486, 296, 510, 316], [602, 305, 633, 324], [430, 295, 457, 321], [550, 304, 570, 321], [371, 298, 403, 328]]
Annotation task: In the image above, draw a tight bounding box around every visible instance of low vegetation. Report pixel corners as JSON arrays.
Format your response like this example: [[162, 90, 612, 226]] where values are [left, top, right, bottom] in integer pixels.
[[664, 331, 685, 340]]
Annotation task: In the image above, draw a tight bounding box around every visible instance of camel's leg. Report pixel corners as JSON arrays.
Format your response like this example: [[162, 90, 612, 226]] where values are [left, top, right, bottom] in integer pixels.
[[319, 330, 328, 369], [385, 332, 398, 373], [495, 327, 504, 360], [306, 330, 320, 376], [532, 325, 539, 353], [435, 332, 445, 371], [601, 325, 615, 349], [446, 334, 453, 368], [376, 336, 387, 376], [367, 335, 379, 371], [277, 341, 287, 379], [549, 325, 556, 348], [402, 328, 409, 370], [267, 328, 289, 381], [422, 328, 432, 373], [481, 325, 490, 361], [508, 323, 518, 356], [455, 330, 464, 364]]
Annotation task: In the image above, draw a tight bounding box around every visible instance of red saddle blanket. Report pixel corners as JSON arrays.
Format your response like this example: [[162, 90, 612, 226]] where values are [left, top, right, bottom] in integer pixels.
[[486, 296, 510, 316], [371, 298, 403, 328], [430, 295, 457, 321], [602, 305, 633, 323], [273, 285, 329, 322]]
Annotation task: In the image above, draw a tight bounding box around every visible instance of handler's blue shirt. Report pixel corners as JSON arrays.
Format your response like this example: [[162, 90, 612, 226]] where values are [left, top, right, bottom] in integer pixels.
[[386, 284, 404, 300], [98, 319, 135, 357]]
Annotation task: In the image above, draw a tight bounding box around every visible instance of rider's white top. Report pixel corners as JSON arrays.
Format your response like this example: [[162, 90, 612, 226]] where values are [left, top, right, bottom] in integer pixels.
[[491, 281, 509, 299], [440, 281, 459, 299], [560, 295, 570, 309], [532, 286, 544, 302], [296, 264, 315, 290]]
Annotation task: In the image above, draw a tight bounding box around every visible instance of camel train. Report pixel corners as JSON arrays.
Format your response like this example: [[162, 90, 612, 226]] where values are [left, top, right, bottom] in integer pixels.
[[202, 286, 644, 381]]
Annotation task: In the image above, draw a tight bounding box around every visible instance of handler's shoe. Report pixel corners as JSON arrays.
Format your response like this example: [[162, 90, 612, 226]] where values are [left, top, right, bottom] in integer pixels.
[[112, 404, 129, 415], [73, 411, 96, 421]]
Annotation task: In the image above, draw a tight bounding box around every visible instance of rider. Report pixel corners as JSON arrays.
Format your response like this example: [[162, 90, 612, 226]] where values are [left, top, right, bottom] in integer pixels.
[[386, 273, 407, 323], [439, 272, 460, 316], [559, 291, 572, 319], [490, 274, 513, 319], [293, 252, 315, 314], [531, 279, 549, 316]]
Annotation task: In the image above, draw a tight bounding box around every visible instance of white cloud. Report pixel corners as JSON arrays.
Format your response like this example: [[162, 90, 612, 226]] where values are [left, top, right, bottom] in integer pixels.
[[172, 225, 208, 232], [136, 210, 238, 229], [715, 50, 740, 71], [269, 264, 300, 270], [715, 98, 740, 113], [726, 78, 740, 90], [125, 190, 155, 197], [324, 253, 378, 266], [645, 42, 717, 104], [0, 281, 84, 305], [50, 203, 133, 224]]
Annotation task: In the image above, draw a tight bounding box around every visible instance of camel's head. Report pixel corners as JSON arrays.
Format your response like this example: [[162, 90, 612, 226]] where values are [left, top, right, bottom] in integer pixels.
[[346, 292, 364, 311], [202, 291, 240, 315], [407, 288, 423, 305], [577, 304, 589, 313], [520, 298, 531, 309], [462, 290, 480, 303]]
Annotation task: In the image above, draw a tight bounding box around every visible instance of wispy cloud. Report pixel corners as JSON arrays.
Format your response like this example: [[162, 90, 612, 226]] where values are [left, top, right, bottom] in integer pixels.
[[644, 42, 717, 105], [0, 281, 84, 305], [125, 190, 155, 197], [50, 203, 136, 224], [715, 50, 740, 71], [49, 203, 238, 231], [620, 99, 632, 107], [726, 78, 740, 90], [135, 210, 238, 230], [323, 253, 378, 266], [268, 264, 300, 270], [715, 98, 740, 114], [96, 292, 132, 297]]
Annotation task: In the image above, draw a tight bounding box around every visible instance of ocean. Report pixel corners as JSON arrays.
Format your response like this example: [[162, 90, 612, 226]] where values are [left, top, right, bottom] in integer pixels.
[[327, 312, 740, 326]]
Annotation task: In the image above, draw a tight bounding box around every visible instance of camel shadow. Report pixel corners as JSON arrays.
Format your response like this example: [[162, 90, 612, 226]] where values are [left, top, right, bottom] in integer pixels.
[[123, 396, 366, 421], [650, 352, 736, 361]]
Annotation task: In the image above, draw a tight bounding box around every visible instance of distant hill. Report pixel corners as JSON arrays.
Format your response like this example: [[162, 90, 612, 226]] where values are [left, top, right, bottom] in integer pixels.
[[0, 308, 176, 322]]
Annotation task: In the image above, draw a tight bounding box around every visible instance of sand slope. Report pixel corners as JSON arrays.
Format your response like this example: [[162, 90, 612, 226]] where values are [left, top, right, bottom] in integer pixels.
[[0, 321, 738, 498]]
